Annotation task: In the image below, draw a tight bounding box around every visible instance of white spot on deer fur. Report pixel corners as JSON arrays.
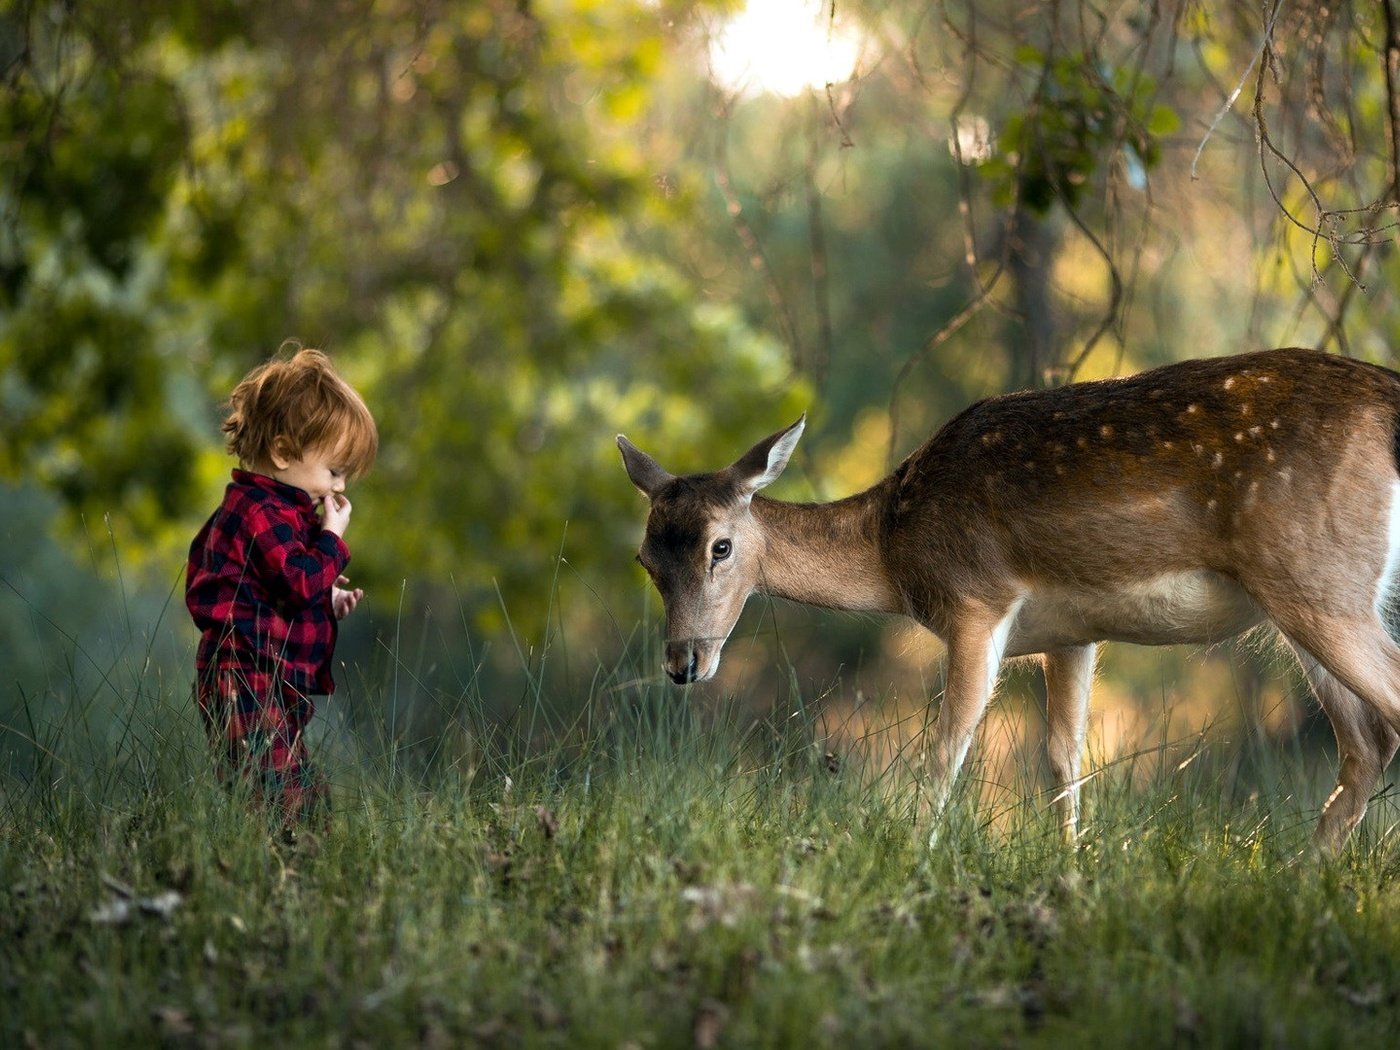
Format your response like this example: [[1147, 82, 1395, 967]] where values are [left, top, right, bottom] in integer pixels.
[[1100, 424, 1114, 439], [1186, 404, 1200, 414], [1266, 447, 1276, 463], [1249, 426, 1262, 437], [1207, 499, 1218, 511], [1245, 479, 1260, 507], [1224, 377, 1236, 390], [1212, 452, 1224, 469], [1270, 419, 1280, 429], [1234, 432, 1245, 443]]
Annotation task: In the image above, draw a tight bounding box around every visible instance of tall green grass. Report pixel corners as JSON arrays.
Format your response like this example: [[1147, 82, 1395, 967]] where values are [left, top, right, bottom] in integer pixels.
[[5, 606, 1400, 1048]]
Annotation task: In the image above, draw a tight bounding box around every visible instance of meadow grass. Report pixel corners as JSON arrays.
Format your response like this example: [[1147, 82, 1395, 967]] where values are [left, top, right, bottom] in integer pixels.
[[6, 637, 1400, 1049]]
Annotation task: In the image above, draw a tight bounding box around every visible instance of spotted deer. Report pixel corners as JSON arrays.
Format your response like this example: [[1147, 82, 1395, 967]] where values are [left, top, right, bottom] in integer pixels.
[[618, 348, 1400, 849]]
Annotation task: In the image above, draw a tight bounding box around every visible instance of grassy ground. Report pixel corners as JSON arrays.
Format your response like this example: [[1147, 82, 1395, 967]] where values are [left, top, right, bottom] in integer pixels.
[[6, 660, 1400, 1049]]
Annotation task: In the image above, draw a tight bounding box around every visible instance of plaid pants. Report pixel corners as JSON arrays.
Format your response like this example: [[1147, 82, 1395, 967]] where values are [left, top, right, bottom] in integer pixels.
[[196, 656, 329, 825]]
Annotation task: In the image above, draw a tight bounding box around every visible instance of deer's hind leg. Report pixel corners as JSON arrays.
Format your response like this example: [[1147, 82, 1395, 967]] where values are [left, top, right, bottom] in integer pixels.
[[1283, 635, 1400, 851], [1245, 475, 1400, 848]]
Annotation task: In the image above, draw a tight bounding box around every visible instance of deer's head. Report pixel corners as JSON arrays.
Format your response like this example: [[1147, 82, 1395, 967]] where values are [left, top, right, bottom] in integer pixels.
[[617, 418, 805, 684]]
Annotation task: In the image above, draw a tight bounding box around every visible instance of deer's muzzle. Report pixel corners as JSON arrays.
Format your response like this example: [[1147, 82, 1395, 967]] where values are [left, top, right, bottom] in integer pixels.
[[664, 639, 713, 685]]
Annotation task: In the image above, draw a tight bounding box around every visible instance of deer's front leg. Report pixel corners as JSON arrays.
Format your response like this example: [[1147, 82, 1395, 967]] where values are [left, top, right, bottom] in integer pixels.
[[924, 604, 1020, 847], [1043, 643, 1096, 844]]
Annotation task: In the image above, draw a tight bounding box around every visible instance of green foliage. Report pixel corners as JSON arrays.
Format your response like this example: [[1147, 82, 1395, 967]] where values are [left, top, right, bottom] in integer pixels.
[[980, 49, 1180, 215], [1, 0, 803, 641], [0, 2, 208, 541], [689, 85, 979, 434]]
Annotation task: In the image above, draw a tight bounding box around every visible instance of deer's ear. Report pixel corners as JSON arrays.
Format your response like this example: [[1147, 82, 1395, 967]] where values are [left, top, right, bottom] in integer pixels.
[[730, 416, 805, 497], [617, 435, 674, 500]]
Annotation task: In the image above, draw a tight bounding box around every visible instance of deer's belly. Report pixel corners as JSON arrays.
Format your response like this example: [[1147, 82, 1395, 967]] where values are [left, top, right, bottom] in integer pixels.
[[1006, 571, 1264, 655]]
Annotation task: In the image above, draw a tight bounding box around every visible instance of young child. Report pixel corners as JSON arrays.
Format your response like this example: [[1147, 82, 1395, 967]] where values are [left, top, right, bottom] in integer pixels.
[[186, 344, 377, 824]]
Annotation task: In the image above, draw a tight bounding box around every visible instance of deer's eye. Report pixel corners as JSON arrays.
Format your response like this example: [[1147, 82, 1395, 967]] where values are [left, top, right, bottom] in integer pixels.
[[711, 538, 732, 562]]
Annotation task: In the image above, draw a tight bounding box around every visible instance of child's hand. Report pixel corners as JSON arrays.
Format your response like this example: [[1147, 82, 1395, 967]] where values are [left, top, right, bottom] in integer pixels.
[[321, 492, 352, 536], [332, 576, 363, 619]]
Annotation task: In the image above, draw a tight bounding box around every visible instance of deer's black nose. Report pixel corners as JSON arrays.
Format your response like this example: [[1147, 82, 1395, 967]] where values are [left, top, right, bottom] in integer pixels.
[[667, 652, 699, 685]]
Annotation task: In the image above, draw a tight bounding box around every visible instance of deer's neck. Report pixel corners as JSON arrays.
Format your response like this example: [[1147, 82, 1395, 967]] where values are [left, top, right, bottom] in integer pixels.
[[750, 485, 902, 614]]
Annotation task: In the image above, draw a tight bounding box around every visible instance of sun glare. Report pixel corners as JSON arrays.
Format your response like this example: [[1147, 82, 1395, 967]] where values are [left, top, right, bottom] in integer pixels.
[[708, 0, 863, 98]]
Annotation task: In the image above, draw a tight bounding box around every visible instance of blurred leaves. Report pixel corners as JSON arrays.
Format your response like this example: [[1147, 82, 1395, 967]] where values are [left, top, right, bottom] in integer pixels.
[[0, 1, 204, 542], [981, 49, 1179, 214], [0, 0, 802, 639]]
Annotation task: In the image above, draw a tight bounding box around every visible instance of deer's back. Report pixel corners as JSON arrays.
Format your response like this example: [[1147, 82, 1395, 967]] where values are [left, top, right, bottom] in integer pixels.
[[882, 348, 1400, 604]]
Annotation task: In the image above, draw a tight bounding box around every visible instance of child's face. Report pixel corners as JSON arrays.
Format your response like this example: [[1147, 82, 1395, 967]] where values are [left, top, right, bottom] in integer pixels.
[[270, 445, 349, 502]]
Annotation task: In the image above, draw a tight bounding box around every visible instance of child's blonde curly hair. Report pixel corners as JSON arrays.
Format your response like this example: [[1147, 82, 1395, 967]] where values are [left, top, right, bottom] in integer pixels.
[[223, 341, 378, 479]]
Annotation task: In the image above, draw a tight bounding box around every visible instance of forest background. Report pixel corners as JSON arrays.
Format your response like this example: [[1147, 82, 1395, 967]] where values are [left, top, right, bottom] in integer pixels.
[[6, 0, 1400, 791]]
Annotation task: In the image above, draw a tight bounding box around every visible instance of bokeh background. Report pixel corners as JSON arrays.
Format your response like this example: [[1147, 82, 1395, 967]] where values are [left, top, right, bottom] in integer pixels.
[[5, 0, 1397, 796]]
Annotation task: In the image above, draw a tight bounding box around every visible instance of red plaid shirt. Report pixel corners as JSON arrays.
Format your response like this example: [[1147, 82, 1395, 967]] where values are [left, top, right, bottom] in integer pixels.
[[186, 470, 350, 694]]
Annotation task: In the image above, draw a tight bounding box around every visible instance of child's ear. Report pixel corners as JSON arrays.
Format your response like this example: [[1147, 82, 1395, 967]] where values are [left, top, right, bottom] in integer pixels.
[[269, 438, 295, 470]]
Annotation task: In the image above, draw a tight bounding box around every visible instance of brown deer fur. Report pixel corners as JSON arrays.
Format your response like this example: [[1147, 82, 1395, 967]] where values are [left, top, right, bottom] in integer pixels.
[[618, 348, 1400, 849]]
